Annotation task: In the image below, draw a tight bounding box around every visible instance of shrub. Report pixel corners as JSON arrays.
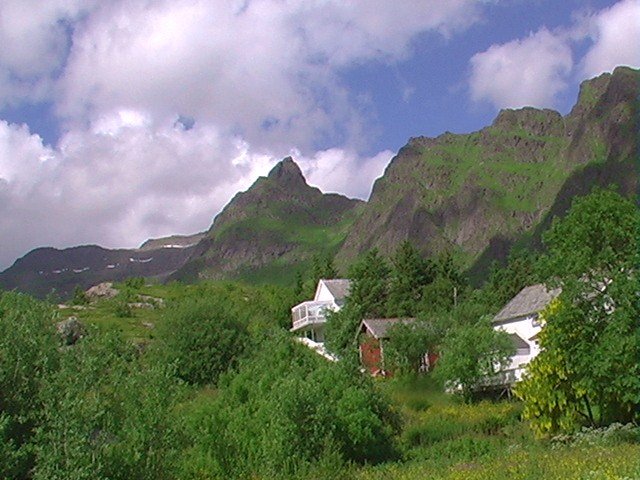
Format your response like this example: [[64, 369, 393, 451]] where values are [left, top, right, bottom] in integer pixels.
[[157, 295, 250, 386], [179, 334, 400, 479], [0, 292, 59, 479]]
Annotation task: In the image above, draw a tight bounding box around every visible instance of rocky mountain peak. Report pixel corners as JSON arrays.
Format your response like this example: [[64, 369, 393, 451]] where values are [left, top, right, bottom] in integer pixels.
[[491, 107, 565, 137], [267, 156, 307, 187]]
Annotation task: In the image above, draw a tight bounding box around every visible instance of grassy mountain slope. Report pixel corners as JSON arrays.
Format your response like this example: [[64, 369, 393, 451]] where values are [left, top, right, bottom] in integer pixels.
[[336, 66, 639, 275], [172, 157, 364, 284]]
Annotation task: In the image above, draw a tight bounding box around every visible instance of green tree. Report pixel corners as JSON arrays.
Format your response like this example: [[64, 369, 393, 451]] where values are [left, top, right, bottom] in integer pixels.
[[325, 249, 390, 357], [485, 247, 541, 308], [420, 252, 466, 313], [541, 187, 638, 278], [517, 188, 640, 434], [34, 333, 183, 480], [386, 241, 434, 317], [384, 320, 437, 375], [435, 317, 514, 402], [348, 249, 390, 318]]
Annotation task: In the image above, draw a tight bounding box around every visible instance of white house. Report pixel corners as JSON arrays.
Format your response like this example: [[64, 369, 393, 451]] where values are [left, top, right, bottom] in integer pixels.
[[291, 279, 351, 344], [491, 283, 561, 385]]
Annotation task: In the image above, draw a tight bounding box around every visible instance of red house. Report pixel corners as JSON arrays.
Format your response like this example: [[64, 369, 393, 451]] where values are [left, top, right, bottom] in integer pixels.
[[357, 318, 437, 376]]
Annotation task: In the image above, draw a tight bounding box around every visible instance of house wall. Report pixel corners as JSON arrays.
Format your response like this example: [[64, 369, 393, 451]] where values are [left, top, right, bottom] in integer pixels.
[[315, 281, 337, 304], [494, 314, 542, 371], [360, 335, 382, 374]]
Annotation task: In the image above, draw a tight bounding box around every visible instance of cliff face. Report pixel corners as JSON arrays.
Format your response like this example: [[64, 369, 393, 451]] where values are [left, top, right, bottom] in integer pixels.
[[172, 157, 364, 284], [335, 67, 639, 273]]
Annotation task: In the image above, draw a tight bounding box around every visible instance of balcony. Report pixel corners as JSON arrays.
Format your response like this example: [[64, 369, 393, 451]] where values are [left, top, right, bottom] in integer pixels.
[[291, 300, 334, 331]]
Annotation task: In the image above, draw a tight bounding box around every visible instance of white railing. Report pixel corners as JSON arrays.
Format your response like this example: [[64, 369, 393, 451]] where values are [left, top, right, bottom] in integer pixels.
[[291, 300, 333, 331]]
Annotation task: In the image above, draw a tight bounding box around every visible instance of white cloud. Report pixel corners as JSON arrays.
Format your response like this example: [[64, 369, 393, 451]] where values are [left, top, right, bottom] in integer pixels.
[[469, 28, 573, 109], [0, 0, 95, 107], [468, 0, 640, 111], [0, 118, 391, 269], [580, 0, 640, 77], [297, 148, 392, 200], [0, 0, 487, 268], [56, 0, 482, 151]]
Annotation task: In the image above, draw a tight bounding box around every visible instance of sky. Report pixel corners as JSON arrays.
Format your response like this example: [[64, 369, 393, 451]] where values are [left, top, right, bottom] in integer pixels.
[[0, 0, 639, 269]]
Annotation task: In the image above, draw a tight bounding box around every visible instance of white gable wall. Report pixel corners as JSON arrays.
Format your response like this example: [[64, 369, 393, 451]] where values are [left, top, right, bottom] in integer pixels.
[[494, 314, 542, 377], [315, 280, 337, 306]]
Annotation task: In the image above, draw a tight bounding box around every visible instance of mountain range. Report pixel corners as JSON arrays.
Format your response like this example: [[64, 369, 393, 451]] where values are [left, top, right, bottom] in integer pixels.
[[1, 66, 638, 298]]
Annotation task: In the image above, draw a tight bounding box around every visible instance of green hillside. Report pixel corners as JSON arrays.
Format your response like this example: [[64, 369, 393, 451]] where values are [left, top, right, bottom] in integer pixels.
[[173, 157, 364, 285], [336, 67, 639, 275]]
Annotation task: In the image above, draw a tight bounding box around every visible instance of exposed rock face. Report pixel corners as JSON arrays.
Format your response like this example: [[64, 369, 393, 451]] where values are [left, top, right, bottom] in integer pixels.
[[172, 157, 364, 282], [57, 317, 87, 345], [336, 67, 639, 275]]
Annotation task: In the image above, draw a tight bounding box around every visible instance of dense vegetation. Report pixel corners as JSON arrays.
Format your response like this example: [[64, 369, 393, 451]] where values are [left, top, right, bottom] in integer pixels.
[[0, 187, 638, 479]]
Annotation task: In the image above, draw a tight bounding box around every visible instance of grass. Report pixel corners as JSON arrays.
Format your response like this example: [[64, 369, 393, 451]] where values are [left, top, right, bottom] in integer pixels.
[[357, 375, 640, 480]]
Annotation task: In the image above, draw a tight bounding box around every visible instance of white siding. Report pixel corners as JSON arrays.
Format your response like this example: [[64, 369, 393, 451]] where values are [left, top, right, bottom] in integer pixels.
[[315, 280, 336, 303], [494, 314, 542, 380]]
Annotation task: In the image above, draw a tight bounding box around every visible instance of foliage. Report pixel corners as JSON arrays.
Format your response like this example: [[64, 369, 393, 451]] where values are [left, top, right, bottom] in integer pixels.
[[179, 334, 400, 479], [157, 293, 251, 386], [386, 241, 434, 317], [384, 320, 438, 375], [419, 253, 466, 314], [348, 249, 390, 318], [33, 333, 184, 480], [485, 247, 541, 309], [71, 285, 89, 306], [517, 188, 640, 435], [325, 249, 391, 357], [517, 271, 640, 434], [541, 187, 638, 278], [324, 302, 363, 360], [295, 253, 340, 302], [436, 317, 514, 401], [0, 292, 60, 479]]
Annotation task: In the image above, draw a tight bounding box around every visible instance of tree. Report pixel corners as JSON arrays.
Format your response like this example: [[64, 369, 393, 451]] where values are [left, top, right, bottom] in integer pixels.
[[419, 252, 466, 314], [180, 334, 399, 479], [516, 188, 640, 434], [485, 247, 541, 309], [324, 249, 390, 357], [435, 317, 514, 402], [34, 333, 183, 480], [386, 241, 434, 317], [541, 187, 638, 278], [384, 320, 437, 376], [348, 249, 390, 318]]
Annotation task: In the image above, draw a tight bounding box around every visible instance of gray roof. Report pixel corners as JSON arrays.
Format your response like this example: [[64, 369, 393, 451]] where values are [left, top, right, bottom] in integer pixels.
[[360, 318, 417, 339], [321, 279, 351, 302], [493, 283, 561, 323], [508, 333, 530, 350]]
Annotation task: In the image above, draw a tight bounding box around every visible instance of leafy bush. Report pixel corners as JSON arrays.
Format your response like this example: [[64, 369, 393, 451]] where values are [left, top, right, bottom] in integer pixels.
[[179, 334, 400, 479], [0, 292, 60, 479], [33, 333, 184, 480], [157, 294, 251, 386]]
